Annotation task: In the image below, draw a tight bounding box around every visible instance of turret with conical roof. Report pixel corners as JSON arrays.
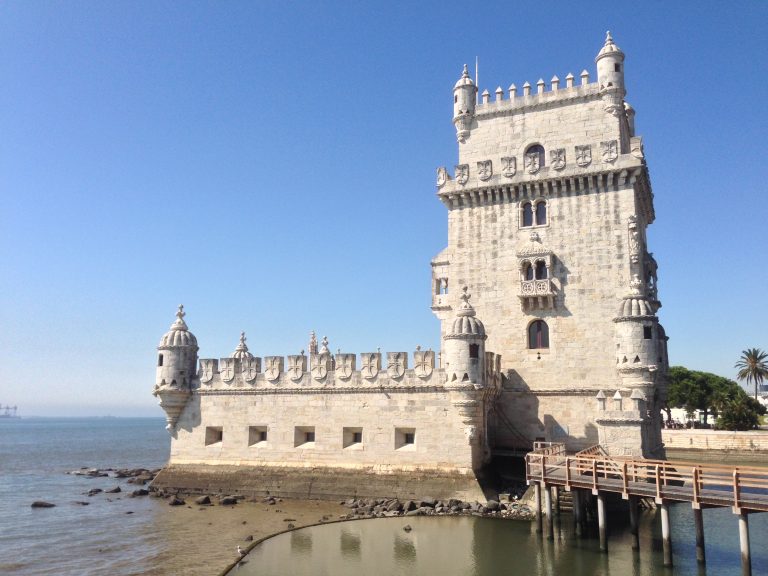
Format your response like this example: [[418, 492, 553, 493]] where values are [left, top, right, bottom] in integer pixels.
[[596, 31, 626, 97], [443, 287, 487, 386], [453, 65, 477, 143]]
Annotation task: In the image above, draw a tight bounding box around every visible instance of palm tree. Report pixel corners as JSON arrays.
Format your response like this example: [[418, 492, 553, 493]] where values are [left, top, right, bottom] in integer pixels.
[[735, 348, 768, 401]]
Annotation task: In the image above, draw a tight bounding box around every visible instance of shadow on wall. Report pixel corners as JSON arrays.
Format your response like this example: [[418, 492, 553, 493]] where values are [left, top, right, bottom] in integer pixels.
[[496, 372, 599, 451]]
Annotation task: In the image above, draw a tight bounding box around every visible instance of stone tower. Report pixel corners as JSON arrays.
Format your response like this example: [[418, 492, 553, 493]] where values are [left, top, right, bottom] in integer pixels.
[[153, 305, 199, 432], [432, 33, 667, 458]]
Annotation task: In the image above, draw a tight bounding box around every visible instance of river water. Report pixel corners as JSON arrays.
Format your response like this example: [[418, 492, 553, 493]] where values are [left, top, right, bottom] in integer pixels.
[[1, 417, 766, 575], [232, 506, 768, 576]]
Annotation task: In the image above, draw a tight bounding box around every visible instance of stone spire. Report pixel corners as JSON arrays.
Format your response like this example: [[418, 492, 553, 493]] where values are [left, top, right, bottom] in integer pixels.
[[308, 331, 318, 355], [231, 331, 254, 360], [320, 336, 330, 354]]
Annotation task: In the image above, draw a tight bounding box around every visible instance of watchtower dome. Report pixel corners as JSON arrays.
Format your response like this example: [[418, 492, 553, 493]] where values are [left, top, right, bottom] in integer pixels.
[[453, 65, 477, 143]]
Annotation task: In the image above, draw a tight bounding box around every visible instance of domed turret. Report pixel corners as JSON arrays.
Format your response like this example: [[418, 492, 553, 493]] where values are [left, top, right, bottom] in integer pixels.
[[231, 332, 253, 360], [443, 287, 488, 385], [613, 276, 661, 373], [453, 64, 477, 143], [154, 305, 199, 432], [595, 31, 625, 95]]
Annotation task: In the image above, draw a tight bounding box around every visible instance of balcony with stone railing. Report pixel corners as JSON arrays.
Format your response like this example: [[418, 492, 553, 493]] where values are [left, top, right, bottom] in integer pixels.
[[519, 279, 555, 310]]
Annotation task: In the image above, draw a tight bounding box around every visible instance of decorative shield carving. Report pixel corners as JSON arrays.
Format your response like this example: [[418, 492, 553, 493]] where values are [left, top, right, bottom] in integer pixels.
[[477, 160, 492, 181], [575, 145, 592, 167], [601, 140, 618, 163], [335, 353, 355, 380], [287, 355, 306, 382], [310, 353, 332, 381], [387, 352, 407, 379], [501, 156, 516, 178], [264, 356, 282, 382], [524, 152, 540, 174], [436, 166, 448, 188], [361, 353, 380, 380], [455, 164, 469, 185], [199, 359, 215, 383], [219, 358, 235, 382], [242, 357, 260, 382], [550, 148, 566, 170], [413, 349, 434, 379]]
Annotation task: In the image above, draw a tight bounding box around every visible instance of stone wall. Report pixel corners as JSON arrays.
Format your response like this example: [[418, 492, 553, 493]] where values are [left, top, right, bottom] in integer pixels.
[[662, 429, 768, 455]]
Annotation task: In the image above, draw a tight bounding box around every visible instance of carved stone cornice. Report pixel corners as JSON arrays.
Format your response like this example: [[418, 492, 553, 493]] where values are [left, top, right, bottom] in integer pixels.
[[196, 385, 451, 396]]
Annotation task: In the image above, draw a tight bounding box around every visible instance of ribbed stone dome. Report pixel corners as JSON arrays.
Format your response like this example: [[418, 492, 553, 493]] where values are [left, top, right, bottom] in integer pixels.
[[231, 332, 254, 360], [616, 296, 654, 318], [596, 31, 624, 60], [158, 305, 198, 348], [449, 287, 486, 337], [454, 64, 475, 89]]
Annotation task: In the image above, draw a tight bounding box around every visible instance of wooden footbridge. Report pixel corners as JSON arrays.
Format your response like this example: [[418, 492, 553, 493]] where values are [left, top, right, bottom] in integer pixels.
[[525, 442, 768, 575]]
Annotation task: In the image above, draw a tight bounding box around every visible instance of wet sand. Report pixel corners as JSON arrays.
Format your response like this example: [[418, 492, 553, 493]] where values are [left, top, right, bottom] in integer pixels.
[[148, 496, 347, 576]]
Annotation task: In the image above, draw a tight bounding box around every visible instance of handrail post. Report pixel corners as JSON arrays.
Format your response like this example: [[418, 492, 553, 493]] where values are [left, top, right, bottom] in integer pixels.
[[565, 457, 571, 489], [541, 455, 547, 483], [733, 470, 740, 510], [592, 459, 597, 492], [692, 467, 700, 505], [655, 464, 661, 500], [622, 461, 628, 495]]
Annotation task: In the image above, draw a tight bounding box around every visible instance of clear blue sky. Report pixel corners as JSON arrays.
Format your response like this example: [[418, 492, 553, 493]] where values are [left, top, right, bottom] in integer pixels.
[[1, 1, 766, 416]]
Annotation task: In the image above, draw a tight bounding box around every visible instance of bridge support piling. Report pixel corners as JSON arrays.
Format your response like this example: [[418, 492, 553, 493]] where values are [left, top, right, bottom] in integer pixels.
[[738, 512, 751, 576], [660, 501, 673, 567], [629, 495, 639, 550], [543, 483, 554, 540], [573, 489, 583, 537], [693, 506, 705, 564], [534, 483, 542, 534], [552, 486, 560, 516], [597, 492, 607, 552]]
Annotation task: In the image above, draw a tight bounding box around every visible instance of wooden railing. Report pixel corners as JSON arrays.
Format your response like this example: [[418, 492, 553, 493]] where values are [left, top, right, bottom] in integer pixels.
[[525, 451, 768, 512]]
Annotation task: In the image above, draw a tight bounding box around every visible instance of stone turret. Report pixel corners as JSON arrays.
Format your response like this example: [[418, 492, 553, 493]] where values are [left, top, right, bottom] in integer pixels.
[[153, 305, 198, 432], [231, 332, 253, 360], [596, 31, 626, 98], [453, 64, 477, 143], [443, 287, 489, 464]]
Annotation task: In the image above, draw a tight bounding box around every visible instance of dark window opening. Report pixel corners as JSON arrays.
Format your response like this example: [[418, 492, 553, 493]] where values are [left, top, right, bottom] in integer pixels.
[[469, 344, 479, 359], [352, 432, 362, 444], [535, 201, 547, 225], [535, 260, 548, 280], [454, 95, 458, 103], [526, 144, 545, 167], [404, 433, 415, 445], [528, 320, 550, 349], [260, 431, 267, 442], [614, 63, 621, 72], [523, 262, 534, 281], [158, 354, 163, 367], [305, 431, 315, 443], [522, 202, 533, 227], [643, 326, 652, 339]]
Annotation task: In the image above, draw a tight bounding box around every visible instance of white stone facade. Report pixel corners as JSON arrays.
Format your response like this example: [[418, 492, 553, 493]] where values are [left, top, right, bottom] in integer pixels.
[[433, 32, 667, 458], [153, 34, 668, 495]]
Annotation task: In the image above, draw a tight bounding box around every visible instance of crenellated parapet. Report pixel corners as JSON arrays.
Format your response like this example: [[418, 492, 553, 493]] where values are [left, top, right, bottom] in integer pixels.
[[196, 347, 503, 395]]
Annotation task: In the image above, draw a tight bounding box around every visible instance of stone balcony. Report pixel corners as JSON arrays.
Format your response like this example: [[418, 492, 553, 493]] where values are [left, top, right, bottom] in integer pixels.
[[519, 279, 555, 310]]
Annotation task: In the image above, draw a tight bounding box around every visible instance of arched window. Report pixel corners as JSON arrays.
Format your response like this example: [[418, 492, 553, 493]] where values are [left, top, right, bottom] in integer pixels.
[[158, 354, 164, 367], [522, 202, 533, 227], [523, 261, 534, 281], [535, 201, 547, 225], [535, 260, 547, 280], [528, 320, 549, 349]]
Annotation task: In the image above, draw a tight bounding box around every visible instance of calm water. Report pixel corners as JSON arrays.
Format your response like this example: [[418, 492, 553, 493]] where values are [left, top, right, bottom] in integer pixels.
[[232, 511, 768, 576], [0, 417, 170, 575], [1, 418, 767, 575]]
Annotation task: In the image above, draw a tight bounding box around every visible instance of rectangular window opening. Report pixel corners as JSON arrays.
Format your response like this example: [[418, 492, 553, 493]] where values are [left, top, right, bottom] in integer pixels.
[[205, 426, 223, 446], [343, 427, 363, 449], [395, 427, 416, 450], [294, 426, 316, 447], [248, 425, 268, 446], [643, 326, 652, 340]]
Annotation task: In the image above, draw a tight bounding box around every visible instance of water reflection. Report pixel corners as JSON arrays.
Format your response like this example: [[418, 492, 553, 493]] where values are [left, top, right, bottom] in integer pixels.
[[290, 529, 312, 555], [340, 527, 360, 557], [232, 509, 768, 576]]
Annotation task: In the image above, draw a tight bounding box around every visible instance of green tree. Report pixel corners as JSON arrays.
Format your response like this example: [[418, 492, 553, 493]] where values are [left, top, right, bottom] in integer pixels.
[[665, 366, 765, 430], [735, 348, 768, 401]]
